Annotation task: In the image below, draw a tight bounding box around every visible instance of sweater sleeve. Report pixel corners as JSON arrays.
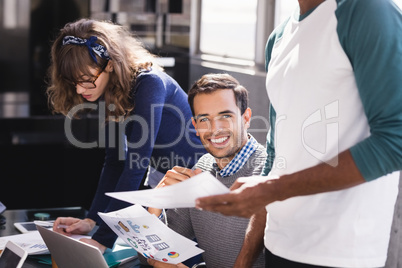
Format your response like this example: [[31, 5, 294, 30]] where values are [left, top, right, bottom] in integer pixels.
[[91, 73, 169, 247], [262, 105, 276, 176], [261, 22, 286, 176], [336, 0, 402, 181], [86, 121, 124, 222]]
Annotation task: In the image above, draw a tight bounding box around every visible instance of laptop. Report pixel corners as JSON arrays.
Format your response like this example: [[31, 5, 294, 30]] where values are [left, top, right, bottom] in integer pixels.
[[36, 225, 111, 268]]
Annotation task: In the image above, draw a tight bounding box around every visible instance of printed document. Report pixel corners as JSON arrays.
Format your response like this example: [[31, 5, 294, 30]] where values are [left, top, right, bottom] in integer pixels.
[[106, 172, 229, 208], [99, 204, 204, 264]]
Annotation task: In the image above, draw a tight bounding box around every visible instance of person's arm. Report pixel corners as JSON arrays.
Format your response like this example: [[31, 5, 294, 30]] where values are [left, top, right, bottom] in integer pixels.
[[233, 209, 266, 267], [337, 0, 402, 181], [86, 121, 125, 223], [53, 217, 95, 235], [55, 121, 123, 243], [197, 150, 364, 217], [158, 166, 203, 187], [92, 73, 169, 248]]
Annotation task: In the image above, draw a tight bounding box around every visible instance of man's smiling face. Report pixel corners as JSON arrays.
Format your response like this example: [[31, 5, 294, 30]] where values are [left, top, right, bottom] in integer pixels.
[[192, 89, 251, 168]]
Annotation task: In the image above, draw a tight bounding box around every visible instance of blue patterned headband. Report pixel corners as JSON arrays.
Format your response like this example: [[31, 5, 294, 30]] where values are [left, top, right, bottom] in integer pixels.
[[62, 35, 110, 64]]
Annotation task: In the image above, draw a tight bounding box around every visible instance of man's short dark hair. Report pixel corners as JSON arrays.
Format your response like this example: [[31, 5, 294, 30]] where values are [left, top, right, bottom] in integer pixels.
[[188, 73, 249, 116]]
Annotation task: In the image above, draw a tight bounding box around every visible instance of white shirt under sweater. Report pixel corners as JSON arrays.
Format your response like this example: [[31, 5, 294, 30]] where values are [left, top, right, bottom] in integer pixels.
[[165, 142, 267, 268], [264, 0, 401, 267]]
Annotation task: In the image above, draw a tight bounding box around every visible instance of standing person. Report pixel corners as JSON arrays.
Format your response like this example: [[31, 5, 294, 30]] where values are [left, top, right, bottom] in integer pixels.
[[196, 0, 402, 267], [46, 18, 205, 252], [147, 73, 266, 268]]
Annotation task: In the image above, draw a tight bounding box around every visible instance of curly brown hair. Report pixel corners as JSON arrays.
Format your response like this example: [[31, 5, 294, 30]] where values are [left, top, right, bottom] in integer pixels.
[[46, 18, 162, 120]]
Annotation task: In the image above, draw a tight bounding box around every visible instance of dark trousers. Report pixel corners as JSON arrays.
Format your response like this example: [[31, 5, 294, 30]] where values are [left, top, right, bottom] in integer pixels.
[[265, 248, 329, 268]]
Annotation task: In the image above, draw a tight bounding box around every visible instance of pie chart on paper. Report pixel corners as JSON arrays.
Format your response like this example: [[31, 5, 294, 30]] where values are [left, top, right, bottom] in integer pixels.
[[168, 252, 179, 258]]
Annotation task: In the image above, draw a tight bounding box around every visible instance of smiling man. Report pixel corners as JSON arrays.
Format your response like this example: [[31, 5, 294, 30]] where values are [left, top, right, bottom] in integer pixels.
[[147, 73, 267, 268]]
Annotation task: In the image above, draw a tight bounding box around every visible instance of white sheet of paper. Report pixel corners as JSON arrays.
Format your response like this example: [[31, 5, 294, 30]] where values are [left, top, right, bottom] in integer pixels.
[[0, 231, 48, 255], [0, 230, 89, 255], [106, 172, 229, 209], [98, 205, 204, 264]]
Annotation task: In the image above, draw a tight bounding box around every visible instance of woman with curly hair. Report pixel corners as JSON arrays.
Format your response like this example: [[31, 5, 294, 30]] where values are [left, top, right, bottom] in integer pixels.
[[47, 18, 205, 252]]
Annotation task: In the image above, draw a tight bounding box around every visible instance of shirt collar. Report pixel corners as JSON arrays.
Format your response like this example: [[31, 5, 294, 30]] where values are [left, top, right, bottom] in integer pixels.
[[213, 134, 258, 178]]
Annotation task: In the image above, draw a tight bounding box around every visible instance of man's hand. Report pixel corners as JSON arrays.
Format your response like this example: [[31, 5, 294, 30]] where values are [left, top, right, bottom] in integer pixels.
[[147, 258, 188, 267], [156, 166, 202, 188], [148, 166, 202, 216], [52, 217, 95, 235]]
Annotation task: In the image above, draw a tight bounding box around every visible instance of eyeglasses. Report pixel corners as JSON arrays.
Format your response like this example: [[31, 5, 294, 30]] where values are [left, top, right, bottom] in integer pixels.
[[73, 61, 109, 89]]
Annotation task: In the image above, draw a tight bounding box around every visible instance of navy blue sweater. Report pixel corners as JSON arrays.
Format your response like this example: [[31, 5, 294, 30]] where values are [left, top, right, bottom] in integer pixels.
[[88, 69, 206, 247]]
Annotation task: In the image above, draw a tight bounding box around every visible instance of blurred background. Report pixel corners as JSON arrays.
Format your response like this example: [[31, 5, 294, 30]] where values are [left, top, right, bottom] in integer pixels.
[[0, 0, 296, 209]]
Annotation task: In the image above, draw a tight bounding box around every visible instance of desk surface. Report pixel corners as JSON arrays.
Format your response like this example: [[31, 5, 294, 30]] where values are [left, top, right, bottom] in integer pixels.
[[0, 208, 144, 268], [0, 207, 87, 237]]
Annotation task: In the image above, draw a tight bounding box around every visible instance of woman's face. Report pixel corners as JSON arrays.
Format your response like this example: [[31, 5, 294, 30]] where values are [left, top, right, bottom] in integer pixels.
[[75, 64, 111, 102]]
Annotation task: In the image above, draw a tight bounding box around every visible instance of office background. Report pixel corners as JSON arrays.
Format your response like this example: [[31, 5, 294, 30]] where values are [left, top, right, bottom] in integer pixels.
[[0, 0, 401, 266]]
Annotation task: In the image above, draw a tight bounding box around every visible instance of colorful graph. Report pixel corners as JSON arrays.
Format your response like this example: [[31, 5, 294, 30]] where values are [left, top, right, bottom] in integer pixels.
[[168, 252, 179, 258]]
